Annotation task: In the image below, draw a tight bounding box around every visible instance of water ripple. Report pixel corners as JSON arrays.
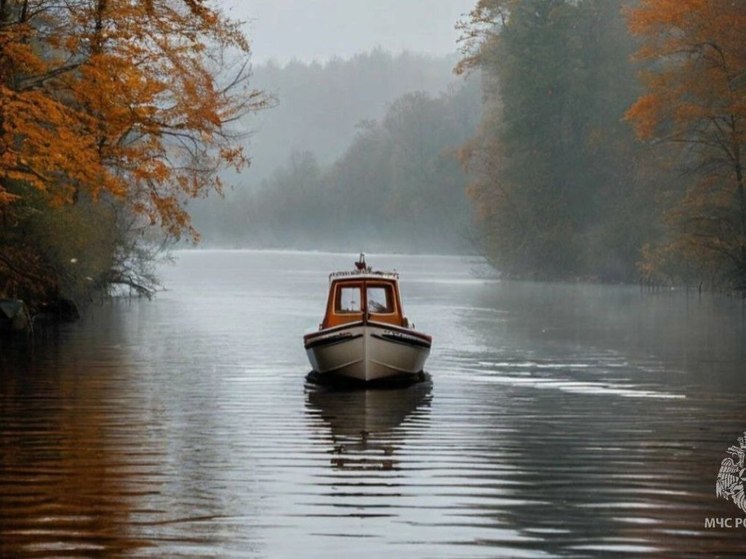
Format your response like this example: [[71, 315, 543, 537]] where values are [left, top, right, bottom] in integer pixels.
[[2, 251, 745, 558]]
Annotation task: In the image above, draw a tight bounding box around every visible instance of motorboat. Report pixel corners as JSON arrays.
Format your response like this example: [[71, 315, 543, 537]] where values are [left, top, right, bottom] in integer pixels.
[[304, 254, 431, 384]]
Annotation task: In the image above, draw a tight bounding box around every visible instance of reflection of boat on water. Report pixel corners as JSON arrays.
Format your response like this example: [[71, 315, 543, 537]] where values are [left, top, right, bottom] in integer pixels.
[[306, 381, 432, 470], [307, 380, 432, 434], [304, 254, 431, 385]]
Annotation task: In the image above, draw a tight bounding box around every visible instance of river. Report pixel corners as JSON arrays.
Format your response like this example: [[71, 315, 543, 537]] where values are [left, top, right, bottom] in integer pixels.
[[1, 250, 745, 558]]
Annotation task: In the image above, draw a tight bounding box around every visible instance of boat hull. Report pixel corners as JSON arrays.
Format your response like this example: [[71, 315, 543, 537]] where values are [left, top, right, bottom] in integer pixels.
[[304, 321, 431, 383]]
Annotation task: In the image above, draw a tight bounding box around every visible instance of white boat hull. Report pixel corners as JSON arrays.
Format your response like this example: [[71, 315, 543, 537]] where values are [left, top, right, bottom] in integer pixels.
[[305, 321, 430, 383]]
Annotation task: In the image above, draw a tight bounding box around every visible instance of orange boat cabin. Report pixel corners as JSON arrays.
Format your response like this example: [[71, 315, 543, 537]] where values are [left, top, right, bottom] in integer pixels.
[[321, 273, 409, 329]]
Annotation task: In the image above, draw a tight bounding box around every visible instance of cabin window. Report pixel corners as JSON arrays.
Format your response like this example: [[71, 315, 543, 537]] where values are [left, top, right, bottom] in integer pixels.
[[336, 286, 362, 313], [367, 285, 394, 313]]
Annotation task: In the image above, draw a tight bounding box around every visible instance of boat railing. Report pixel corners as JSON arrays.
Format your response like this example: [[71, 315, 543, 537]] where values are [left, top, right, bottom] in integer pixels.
[[329, 270, 399, 281]]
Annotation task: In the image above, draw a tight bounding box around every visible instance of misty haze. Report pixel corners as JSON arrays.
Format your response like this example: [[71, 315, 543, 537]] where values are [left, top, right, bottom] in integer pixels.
[[1, 1, 744, 559]]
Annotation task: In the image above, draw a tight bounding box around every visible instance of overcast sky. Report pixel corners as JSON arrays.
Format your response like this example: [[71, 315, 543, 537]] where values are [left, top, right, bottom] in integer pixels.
[[219, 0, 477, 64]]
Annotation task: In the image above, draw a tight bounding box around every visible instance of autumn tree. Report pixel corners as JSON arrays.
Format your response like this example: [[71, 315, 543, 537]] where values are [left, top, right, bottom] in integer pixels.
[[625, 0, 746, 288], [0, 0, 268, 307]]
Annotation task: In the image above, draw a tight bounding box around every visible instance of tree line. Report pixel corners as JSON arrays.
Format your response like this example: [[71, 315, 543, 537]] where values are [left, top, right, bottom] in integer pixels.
[[189, 50, 469, 247], [248, 50, 461, 177], [205, 78, 481, 253], [457, 0, 745, 288]]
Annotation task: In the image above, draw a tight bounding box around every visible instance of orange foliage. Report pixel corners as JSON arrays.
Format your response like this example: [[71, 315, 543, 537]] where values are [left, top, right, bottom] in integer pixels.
[[455, 0, 515, 75], [0, 0, 268, 239], [625, 0, 746, 285], [624, 0, 745, 145]]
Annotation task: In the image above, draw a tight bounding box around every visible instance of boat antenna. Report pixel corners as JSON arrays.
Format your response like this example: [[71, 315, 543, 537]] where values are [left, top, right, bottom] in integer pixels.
[[355, 253, 369, 272]]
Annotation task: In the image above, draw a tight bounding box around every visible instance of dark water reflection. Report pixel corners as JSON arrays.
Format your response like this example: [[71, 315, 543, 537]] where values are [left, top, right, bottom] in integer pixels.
[[306, 382, 432, 471], [1, 250, 745, 558]]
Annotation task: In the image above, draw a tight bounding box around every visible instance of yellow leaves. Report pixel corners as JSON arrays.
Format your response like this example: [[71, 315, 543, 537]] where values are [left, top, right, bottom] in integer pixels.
[[131, 159, 170, 184], [627, 0, 746, 109], [2, 42, 48, 76], [627, 0, 702, 34], [219, 146, 246, 170], [0, 0, 268, 241], [0, 82, 122, 205], [626, 0, 746, 285], [626, 0, 746, 140], [672, 102, 708, 125], [0, 189, 20, 206], [624, 94, 662, 140]]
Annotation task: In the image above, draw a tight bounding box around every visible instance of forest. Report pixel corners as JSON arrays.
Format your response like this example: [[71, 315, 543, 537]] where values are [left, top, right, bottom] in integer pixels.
[[1, 0, 745, 321], [458, 0, 745, 287], [189, 50, 480, 252]]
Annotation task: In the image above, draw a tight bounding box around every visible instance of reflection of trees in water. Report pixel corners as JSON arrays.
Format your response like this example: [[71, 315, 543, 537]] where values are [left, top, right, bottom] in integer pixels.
[[0, 330, 152, 558], [305, 381, 432, 471], [0, 313, 259, 558], [449, 279, 746, 556], [443, 357, 746, 555]]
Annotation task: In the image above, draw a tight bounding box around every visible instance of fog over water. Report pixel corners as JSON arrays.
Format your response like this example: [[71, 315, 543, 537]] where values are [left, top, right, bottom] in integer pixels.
[[1, 251, 745, 557]]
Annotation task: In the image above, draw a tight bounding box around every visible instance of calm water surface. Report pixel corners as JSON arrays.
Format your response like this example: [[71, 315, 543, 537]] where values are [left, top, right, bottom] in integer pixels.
[[1, 250, 745, 558]]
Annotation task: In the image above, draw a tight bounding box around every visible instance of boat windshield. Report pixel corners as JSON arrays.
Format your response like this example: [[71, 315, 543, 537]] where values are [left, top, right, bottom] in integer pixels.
[[336, 286, 361, 313], [325, 279, 402, 328], [366, 285, 393, 313]]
